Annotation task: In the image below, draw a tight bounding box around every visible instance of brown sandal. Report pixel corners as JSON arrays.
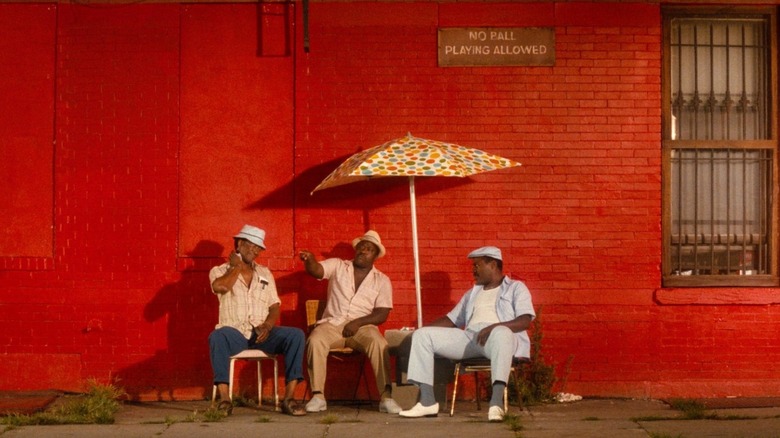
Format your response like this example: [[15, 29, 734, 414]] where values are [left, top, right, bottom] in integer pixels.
[[217, 400, 233, 416], [281, 399, 306, 416]]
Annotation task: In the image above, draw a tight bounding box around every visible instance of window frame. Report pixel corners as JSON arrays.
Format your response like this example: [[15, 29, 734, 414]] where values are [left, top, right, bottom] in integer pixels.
[[662, 6, 780, 287]]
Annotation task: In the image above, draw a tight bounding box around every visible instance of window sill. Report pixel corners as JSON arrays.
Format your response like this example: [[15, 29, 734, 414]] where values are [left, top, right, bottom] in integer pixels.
[[655, 287, 780, 305]]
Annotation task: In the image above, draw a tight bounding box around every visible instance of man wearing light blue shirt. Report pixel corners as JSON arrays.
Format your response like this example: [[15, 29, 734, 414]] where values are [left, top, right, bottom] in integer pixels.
[[399, 246, 535, 422]]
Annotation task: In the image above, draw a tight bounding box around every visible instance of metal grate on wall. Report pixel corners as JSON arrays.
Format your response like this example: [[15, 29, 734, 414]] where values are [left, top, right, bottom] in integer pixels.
[[669, 16, 772, 276]]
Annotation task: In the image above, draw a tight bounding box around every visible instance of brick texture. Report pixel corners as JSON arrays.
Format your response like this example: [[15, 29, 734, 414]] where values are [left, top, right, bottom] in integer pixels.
[[1, 1, 779, 401]]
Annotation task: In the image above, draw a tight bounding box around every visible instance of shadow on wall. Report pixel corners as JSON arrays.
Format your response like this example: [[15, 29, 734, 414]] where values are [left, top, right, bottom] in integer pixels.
[[247, 154, 470, 230], [114, 237, 363, 401], [112, 236, 460, 401], [115, 240, 223, 401], [419, 270, 457, 324]]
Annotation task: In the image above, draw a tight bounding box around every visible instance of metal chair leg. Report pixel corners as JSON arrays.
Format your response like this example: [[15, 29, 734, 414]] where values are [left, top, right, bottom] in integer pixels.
[[228, 358, 236, 401], [272, 357, 280, 411], [256, 360, 263, 407], [474, 371, 482, 411], [449, 363, 461, 417]]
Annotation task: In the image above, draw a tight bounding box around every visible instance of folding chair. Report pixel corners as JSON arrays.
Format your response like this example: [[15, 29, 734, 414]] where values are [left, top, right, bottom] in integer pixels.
[[211, 349, 279, 411], [305, 299, 371, 401], [449, 356, 529, 416]]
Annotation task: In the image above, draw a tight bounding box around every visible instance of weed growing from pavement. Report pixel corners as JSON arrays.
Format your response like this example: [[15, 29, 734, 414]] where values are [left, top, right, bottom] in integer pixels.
[[141, 409, 225, 425], [230, 394, 257, 408], [203, 407, 228, 422], [632, 399, 763, 423], [512, 308, 568, 406], [503, 412, 524, 432], [1, 379, 124, 426], [317, 413, 362, 424], [668, 399, 713, 419], [320, 413, 340, 424], [632, 415, 676, 422]]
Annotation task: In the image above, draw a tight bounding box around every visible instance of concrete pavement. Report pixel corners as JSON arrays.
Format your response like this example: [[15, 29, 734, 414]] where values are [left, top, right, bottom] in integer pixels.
[[2, 397, 780, 437]]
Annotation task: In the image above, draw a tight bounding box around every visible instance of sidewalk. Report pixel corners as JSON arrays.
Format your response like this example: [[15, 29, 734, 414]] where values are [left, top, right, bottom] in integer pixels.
[[2, 396, 780, 437]]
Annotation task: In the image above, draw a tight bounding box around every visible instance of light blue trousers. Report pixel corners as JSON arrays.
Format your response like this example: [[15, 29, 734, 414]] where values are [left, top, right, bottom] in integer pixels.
[[406, 325, 518, 386]]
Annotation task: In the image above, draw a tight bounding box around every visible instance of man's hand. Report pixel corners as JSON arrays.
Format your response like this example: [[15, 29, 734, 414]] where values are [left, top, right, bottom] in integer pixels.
[[342, 320, 361, 337], [254, 323, 272, 344], [298, 250, 325, 279], [476, 324, 499, 346], [229, 251, 242, 267]]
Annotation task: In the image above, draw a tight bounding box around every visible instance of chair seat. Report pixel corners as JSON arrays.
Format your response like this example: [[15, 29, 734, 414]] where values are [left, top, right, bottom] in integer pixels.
[[460, 356, 529, 369], [231, 350, 275, 360]]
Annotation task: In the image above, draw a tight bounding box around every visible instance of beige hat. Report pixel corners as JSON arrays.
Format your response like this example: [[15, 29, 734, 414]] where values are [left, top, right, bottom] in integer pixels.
[[352, 230, 386, 258]]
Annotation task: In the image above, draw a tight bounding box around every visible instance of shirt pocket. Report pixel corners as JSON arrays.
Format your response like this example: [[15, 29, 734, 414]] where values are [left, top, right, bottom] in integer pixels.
[[497, 294, 514, 319], [248, 290, 271, 319]]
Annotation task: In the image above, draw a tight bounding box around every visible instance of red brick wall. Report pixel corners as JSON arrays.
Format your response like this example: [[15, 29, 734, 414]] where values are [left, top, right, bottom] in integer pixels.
[[0, 4, 55, 260], [1, 1, 779, 401]]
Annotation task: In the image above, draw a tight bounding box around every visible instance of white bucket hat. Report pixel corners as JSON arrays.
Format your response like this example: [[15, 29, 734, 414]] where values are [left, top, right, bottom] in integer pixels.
[[352, 230, 386, 258], [234, 225, 266, 249]]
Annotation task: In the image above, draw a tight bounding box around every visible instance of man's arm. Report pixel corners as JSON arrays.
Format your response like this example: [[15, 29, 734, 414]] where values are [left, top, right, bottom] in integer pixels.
[[298, 250, 325, 279], [475, 314, 533, 345], [342, 307, 391, 337], [501, 314, 533, 333], [211, 252, 243, 294], [426, 315, 457, 328]]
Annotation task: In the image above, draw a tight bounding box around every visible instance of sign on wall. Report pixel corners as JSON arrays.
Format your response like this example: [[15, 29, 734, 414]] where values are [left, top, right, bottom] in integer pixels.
[[438, 27, 555, 67]]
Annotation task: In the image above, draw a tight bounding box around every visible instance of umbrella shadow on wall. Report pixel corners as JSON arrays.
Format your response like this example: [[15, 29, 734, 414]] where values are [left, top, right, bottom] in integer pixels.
[[245, 155, 471, 229], [115, 240, 222, 401]]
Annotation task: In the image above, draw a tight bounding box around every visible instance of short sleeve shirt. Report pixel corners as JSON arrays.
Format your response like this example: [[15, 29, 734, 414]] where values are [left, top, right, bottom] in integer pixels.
[[209, 262, 281, 339], [446, 276, 535, 358], [318, 258, 393, 326]]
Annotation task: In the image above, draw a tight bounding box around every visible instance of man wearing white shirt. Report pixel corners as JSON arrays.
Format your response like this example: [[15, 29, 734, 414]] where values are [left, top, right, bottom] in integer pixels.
[[399, 246, 535, 422], [298, 230, 401, 415], [209, 225, 306, 416]]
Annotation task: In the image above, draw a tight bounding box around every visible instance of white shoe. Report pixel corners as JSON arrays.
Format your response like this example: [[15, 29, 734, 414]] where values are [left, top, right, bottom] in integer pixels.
[[305, 396, 327, 413], [379, 398, 402, 414], [399, 402, 439, 418], [488, 405, 505, 422]]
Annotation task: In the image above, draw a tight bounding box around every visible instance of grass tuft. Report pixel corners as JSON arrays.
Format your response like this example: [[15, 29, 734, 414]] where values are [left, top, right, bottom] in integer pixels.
[[1, 379, 124, 426], [319, 413, 340, 424], [503, 412, 523, 432]]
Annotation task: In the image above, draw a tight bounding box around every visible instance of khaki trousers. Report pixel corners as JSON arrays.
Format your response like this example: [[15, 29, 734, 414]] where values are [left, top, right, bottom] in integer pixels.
[[306, 321, 391, 397]]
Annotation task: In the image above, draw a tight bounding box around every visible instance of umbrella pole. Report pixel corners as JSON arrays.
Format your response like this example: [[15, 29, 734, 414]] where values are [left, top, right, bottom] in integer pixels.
[[409, 176, 423, 328]]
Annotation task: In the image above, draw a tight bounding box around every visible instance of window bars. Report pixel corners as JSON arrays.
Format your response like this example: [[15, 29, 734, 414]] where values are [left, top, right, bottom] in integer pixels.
[[667, 16, 773, 277]]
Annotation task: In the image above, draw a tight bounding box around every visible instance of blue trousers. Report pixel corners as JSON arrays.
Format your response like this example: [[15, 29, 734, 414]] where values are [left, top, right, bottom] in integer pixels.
[[209, 325, 305, 385]]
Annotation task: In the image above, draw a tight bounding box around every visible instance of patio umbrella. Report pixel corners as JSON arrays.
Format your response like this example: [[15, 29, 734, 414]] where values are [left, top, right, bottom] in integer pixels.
[[311, 133, 521, 328]]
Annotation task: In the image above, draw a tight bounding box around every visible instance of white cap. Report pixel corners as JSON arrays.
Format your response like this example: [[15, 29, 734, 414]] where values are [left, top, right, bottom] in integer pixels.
[[467, 246, 502, 261]]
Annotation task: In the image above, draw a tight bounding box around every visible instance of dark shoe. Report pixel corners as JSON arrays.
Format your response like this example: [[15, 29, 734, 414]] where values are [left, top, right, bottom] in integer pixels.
[[281, 399, 306, 416], [217, 400, 233, 416]]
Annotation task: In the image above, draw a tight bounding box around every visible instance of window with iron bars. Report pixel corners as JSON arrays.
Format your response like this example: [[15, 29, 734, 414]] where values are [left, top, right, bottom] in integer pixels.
[[662, 7, 778, 287]]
